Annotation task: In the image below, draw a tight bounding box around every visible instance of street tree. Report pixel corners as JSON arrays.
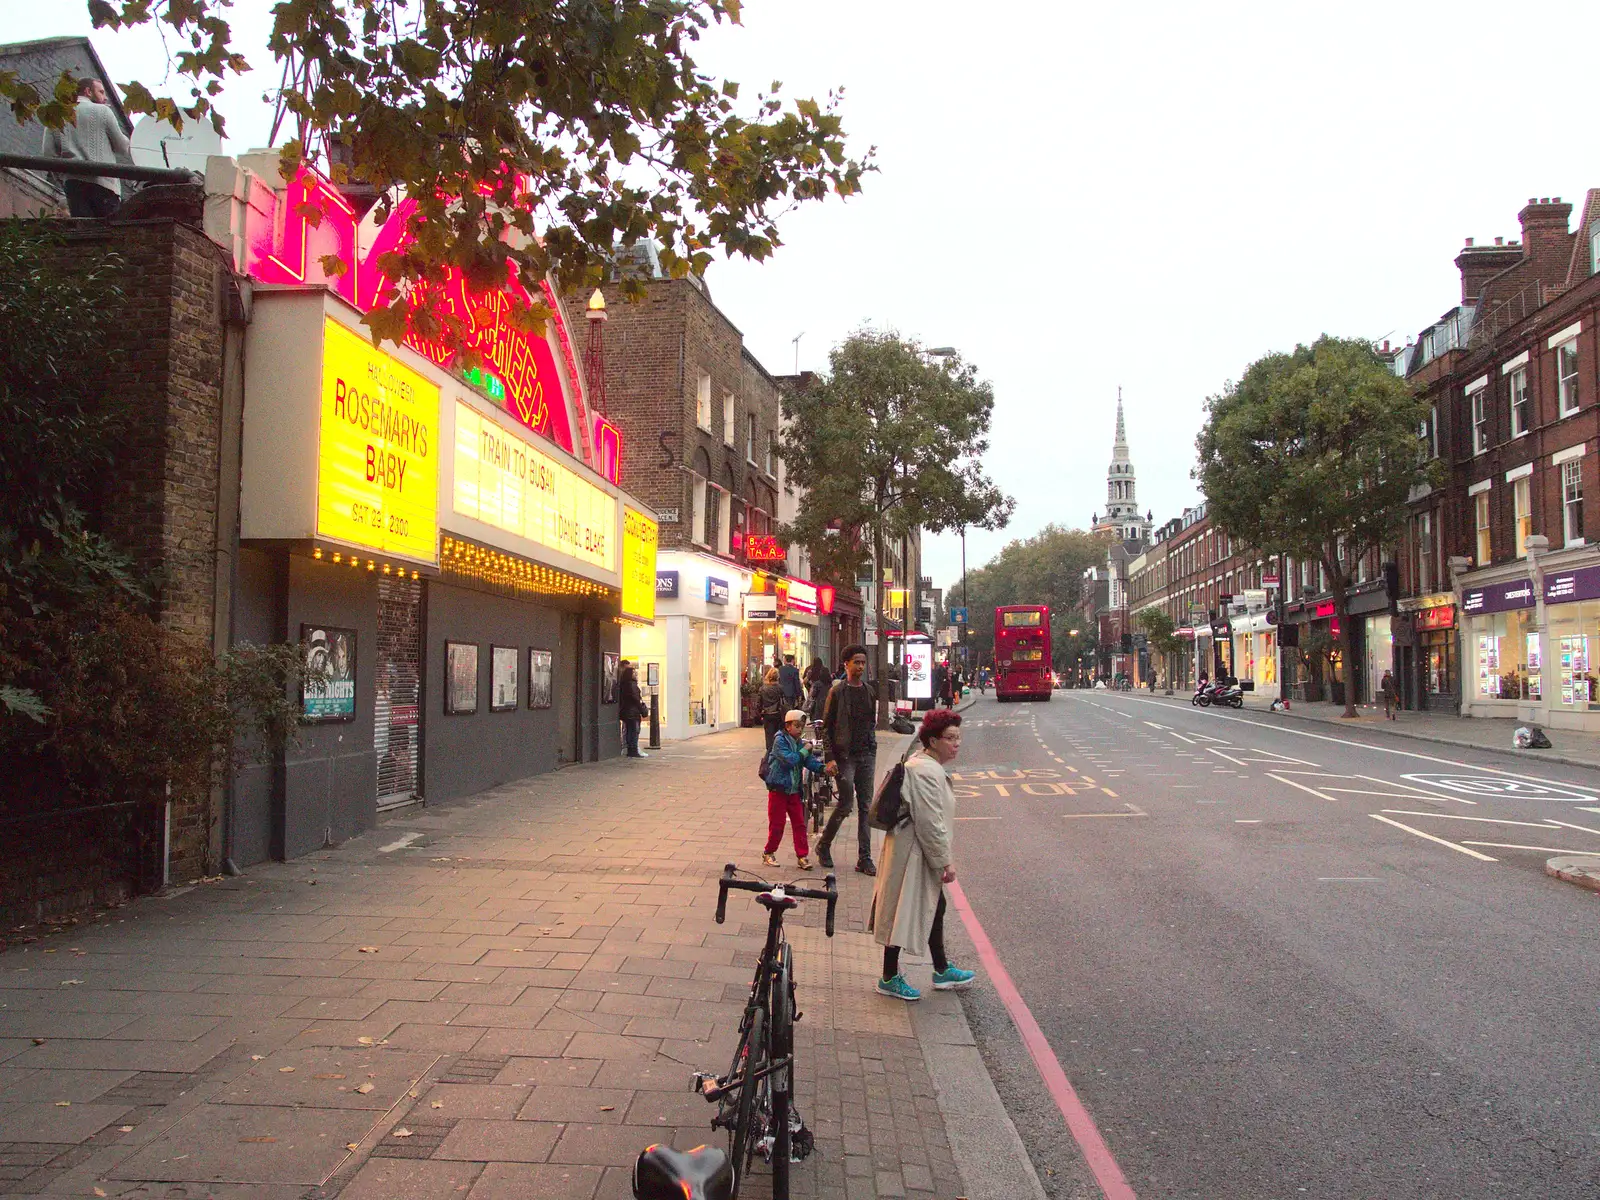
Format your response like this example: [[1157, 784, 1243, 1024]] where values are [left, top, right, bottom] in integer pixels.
[[781, 331, 1013, 725], [5, 1, 871, 350], [1134, 607, 1181, 689], [1196, 336, 1435, 718], [944, 524, 1106, 667]]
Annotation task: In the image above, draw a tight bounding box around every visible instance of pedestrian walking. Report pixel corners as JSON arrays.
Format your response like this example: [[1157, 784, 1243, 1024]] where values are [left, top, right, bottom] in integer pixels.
[[41, 77, 132, 218], [932, 660, 951, 709], [779, 653, 803, 707], [759, 667, 786, 752], [803, 655, 830, 720], [762, 709, 833, 870], [816, 644, 879, 876], [618, 660, 647, 757], [871, 708, 976, 1001], [1380, 669, 1397, 720]]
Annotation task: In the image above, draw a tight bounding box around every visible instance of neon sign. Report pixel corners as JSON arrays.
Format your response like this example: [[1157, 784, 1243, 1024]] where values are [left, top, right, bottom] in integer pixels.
[[746, 534, 785, 563], [241, 169, 619, 484]]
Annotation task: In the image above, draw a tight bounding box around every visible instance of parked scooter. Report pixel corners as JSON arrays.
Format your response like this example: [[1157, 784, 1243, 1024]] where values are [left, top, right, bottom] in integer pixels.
[[1209, 678, 1245, 709], [1191, 681, 1214, 707]]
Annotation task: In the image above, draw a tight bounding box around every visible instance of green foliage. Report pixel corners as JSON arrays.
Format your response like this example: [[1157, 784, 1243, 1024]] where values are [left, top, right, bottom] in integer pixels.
[[1135, 607, 1181, 660], [781, 331, 1012, 720], [10, 0, 875, 353], [1196, 335, 1434, 714], [942, 525, 1105, 665]]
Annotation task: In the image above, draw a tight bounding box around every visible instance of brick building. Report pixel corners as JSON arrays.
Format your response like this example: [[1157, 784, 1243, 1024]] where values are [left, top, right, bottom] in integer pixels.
[[597, 272, 847, 736]]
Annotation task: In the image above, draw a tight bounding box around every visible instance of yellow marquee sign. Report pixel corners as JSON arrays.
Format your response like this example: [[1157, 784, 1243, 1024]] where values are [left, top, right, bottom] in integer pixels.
[[453, 400, 617, 572], [622, 507, 659, 623], [317, 319, 440, 563]]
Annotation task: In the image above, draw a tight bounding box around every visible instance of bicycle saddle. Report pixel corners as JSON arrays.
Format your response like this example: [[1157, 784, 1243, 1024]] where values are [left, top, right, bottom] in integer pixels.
[[633, 1143, 732, 1200]]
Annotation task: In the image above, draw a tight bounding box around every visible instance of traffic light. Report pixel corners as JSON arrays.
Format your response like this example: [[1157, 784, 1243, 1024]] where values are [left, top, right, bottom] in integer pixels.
[[1120, 632, 1133, 653]]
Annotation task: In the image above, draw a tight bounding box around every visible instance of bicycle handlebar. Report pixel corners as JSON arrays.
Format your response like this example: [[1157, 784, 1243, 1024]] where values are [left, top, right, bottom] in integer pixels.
[[715, 863, 838, 937]]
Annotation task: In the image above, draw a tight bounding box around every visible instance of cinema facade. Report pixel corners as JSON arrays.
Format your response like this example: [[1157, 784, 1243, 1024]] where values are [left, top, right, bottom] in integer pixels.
[[207, 153, 658, 864]]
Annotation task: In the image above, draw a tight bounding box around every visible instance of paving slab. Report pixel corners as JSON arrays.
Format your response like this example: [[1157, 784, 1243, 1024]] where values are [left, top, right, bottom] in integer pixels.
[[215, 1047, 438, 1110], [112, 1103, 373, 1184], [0, 1100, 130, 1143]]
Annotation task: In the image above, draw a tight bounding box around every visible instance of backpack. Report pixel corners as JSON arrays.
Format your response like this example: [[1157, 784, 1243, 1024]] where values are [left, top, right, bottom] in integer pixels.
[[867, 742, 917, 832], [757, 747, 773, 783]]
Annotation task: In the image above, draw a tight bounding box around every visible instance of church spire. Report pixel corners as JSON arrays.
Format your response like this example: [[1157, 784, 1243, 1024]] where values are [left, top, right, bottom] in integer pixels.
[[1113, 387, 1127, 457]]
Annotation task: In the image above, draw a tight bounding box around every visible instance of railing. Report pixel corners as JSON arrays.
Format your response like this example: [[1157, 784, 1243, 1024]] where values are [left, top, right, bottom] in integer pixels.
[[1468, 280, 1553, 349]]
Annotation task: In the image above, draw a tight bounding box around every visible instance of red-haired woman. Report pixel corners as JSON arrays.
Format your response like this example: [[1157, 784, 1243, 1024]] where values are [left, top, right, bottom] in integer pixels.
[[869, 708, 977, 1000]]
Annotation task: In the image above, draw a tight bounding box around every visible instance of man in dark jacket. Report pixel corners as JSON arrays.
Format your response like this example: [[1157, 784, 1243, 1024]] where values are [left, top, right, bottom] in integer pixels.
[[816, 644, 878, 875], [779, 654, 803, 707], [618, 661, 647, 758]]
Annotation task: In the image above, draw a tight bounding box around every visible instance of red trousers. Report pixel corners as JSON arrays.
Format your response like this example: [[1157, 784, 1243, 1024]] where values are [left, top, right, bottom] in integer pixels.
[[764, 790, 810, 857]]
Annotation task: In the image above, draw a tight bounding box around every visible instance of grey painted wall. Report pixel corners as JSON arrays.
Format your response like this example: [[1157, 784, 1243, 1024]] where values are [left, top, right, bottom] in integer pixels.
[[230, 548, 377, 864], [423, 579, 565, 801]]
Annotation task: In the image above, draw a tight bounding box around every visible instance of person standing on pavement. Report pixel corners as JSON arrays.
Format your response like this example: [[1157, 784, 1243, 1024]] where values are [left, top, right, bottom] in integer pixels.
[[804, 655, 830, 719], [816, 644, 878, 876], [762, 709, 834, 870], [618, 661, 648, 758], [41, 78, 132, 218], [1380, 669, 1397, 720], [779, 653, 803, 708], [759, 667, 787, 752], [871, 708, 976, 1001]]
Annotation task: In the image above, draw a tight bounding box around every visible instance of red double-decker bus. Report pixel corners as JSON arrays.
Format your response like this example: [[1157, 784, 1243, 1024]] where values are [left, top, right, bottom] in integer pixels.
[[994, 605, 1052, 701]]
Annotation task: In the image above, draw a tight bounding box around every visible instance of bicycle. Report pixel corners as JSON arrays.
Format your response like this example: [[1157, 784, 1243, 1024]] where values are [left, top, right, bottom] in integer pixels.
[[802, 721, 835, 835], [690, 863, 838, 1200]]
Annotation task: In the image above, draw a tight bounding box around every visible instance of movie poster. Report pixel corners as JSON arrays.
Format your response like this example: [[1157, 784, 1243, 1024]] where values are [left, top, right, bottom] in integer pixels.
[[528, 649, 553, 709], [446, 641, 479, 714], [491, 645, 519, 711], [602, 651, 619, 705], [302, 625, 356, 722]]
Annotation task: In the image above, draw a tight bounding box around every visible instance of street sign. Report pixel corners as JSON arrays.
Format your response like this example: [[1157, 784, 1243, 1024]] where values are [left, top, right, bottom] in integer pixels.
[[1262, 574, 1280, 587], [950, 606, 968, 624]]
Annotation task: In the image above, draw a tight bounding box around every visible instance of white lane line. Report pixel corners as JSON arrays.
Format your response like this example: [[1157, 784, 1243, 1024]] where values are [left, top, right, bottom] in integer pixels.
[[1095, 692, 1600, 790], [378, 831, 424, 853], [956, 816, 1002, 820], [1062, 803, 1147, 819], [1380, 810, 1561, 828], [1545, 819, 1600, 836], [1462, 841, 1600, 855], [1369, 813, 1497, 861], [1235, 819, 1261, 824], [1267, 772, 1341, 803]]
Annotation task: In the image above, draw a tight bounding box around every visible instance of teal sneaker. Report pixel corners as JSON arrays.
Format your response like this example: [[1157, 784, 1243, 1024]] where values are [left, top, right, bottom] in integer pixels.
[[876, 974, 921, 1002], [931, 965, 976, 990]]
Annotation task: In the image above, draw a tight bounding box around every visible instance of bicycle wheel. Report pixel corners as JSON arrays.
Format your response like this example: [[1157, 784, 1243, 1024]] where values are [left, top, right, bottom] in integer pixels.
[[770, 949, 794, 1200], [728, 1005, 765, 1199]]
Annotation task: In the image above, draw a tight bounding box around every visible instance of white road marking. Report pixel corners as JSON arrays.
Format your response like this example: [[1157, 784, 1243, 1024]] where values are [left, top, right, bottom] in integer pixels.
[[1369, 813, 1497, 861], [1317, 877, 1380, 882], [1379, 810, 1563, 829], [1546, 818, 1600, 836], [1090, 692, 1600, 791], [1267, 773, 1341, 803], [378, 832, 424, 853], [1062, 803, 1147, 819], [1462, 841, 1600, 855], [1235, 819, 1261, 824], [956, 816, 1001, 820]]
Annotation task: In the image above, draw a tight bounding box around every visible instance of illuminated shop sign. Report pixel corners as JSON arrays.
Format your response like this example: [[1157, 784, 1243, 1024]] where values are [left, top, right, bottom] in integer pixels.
[[745, 535, 786, 563], [622, 507, 660, 624], [656, 570, 680, 598], [781, 578, 819, 615], [317, 319, 439, 563], [1461, 580, 1534, 614], [706, 577, 730, 606], [453, 400, 615, 572], [240, 167, 623, 483]]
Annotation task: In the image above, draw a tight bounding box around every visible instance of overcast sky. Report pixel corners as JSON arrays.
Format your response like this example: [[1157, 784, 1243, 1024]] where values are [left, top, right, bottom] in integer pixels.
[[9, 0, 1600, 596]]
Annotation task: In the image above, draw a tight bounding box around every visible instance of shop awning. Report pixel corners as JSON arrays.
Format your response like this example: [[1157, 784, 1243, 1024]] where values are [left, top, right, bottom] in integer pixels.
[[1230, 611, 1275, 634]]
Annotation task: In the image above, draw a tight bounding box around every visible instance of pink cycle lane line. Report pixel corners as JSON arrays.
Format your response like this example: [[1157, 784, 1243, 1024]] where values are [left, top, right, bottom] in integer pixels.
[[948, 879, 1138, 1200]]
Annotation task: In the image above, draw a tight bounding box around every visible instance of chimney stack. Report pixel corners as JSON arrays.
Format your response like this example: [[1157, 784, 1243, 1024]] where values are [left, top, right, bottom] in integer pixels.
[[1456, 238, 1523, 304], [1519, 196, 1574, 279]]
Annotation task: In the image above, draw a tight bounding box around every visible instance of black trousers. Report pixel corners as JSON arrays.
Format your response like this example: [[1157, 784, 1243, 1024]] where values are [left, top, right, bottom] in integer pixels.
[[763, 715, 783, 753], [882, 889, 948, 978], [64, 180, 120, 218]]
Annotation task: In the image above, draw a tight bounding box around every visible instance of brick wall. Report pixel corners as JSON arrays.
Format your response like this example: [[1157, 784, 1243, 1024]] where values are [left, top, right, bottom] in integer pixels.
[[21, 214, 230, 890]]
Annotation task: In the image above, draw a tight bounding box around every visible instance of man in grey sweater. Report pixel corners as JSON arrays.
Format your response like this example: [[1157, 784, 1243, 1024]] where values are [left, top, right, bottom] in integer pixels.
[[41, 78, 132, 218]]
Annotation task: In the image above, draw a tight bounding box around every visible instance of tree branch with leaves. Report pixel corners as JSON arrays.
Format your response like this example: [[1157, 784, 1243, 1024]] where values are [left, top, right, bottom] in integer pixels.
[[4, 0, 873, 351], [780, 330, 1012, 726], [1196, 336, 1437, 717]]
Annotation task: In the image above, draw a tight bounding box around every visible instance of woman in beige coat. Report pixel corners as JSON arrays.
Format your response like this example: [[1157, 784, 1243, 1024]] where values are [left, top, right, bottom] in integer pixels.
[[870, 709, 977, 1001]]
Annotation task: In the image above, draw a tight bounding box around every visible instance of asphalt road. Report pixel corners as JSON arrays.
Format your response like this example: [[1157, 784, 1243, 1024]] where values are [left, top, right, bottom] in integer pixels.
[[949, 689, 1600, 1199]]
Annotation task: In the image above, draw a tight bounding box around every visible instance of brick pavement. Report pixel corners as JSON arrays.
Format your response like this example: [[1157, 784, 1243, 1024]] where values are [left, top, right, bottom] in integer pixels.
[[0, 726, 976, 1200]]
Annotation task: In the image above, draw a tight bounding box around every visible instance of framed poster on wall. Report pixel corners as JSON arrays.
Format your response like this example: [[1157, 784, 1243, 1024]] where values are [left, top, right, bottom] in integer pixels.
[[445, 641, 479, 714], [301, 625, 357, 722], [528, 649, 553, 709], [602, 651, 619, 705], [490, 646, 519, 711]]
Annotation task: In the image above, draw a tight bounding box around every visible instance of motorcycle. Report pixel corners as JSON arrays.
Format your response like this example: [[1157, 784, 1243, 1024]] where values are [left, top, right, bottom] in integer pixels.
[[1191, 682, 1213, 707], [1209, 680, 1245, 709]]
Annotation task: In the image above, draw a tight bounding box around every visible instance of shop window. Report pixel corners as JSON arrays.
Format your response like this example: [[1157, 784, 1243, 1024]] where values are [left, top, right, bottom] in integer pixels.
[[1513, 476, 1532, 557], [697, 372, 712, 431], [723, 392, 736, 445], [1564, 459, 1584, 547], [1471, 388, 1488, 454], [1474, 609, 1536, 700], [1550, 601, 1598, 708], [1509, 368, 1530, 437], [1558, 341, 1580, 416], [1475, 491, 1492, 566]]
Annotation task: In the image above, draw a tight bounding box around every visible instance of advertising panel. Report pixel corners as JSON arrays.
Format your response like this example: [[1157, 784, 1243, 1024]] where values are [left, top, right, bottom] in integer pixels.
[[317, 319, 440, 563], [904, 642, 933, 700], [656, 570, 680, 598], [301, 624, 356, 721], [1462, 579, 1535, 615], [784, 579, 819, 614], [453, 400, 616, 573], [621, 507, 660, 623], [743, 593, 778, 622]]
